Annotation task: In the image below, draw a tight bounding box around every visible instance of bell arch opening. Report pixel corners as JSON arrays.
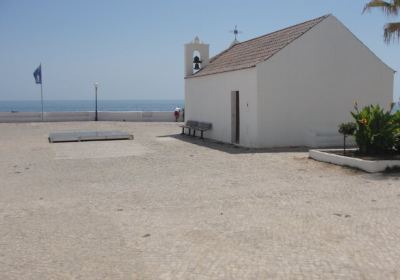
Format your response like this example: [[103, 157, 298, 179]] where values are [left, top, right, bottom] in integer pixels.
[[192, 50, 202, 74]]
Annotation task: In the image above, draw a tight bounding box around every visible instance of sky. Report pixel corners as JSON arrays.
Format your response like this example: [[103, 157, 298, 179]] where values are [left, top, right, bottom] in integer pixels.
[[0, 0, 399, 101]]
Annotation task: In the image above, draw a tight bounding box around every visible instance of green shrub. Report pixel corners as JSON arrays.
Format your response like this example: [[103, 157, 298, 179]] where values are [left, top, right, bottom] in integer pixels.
[[350, 104, 397, 154], [338, 122, 356, 154], [394, 130, 400, 153], [338, 122, 357, 136], [393, 111, 400, 153]]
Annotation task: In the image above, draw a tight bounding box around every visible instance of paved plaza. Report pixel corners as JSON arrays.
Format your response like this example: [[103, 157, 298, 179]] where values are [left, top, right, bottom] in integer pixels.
[[0, 122, 400, 280]]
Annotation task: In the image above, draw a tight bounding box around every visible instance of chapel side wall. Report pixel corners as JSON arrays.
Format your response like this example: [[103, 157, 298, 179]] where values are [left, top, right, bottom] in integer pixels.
[[256, 15, 394, 147], [185, 68, 258, 147]]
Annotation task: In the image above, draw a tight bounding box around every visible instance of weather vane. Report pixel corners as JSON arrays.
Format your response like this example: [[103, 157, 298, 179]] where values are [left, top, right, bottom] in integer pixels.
[[230, 25, 242, 40]]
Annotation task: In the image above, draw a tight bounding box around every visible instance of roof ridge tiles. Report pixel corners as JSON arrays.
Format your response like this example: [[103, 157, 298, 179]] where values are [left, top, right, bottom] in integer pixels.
[[188, 14, 331, 78], [231, 14, 330, 47]]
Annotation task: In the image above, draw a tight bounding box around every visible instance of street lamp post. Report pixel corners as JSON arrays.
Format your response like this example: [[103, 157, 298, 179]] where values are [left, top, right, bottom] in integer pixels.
[[94, 82, 98, 121]]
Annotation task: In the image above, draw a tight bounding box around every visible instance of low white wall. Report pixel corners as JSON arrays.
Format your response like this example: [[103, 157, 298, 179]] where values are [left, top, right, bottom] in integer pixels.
[[309, 149, 400, 173], [0, 111, 182, 123], [98, 111, 182, 122]]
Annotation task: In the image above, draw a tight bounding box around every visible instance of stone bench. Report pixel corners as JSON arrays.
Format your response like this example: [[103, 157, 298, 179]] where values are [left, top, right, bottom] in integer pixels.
[[180, 120, 198, 136], [194, 122, 212, 139], [180, 120, 212, 139]]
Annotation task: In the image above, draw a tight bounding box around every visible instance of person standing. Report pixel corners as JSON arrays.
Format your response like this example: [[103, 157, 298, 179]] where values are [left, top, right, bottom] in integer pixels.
[[174, 107, 181, 122]]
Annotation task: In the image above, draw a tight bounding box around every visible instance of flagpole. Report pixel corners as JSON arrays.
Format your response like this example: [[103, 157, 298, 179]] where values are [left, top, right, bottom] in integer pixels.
[[40, 63, 43, 121], [33, 63, 43, 120], [40, 81, 43, 121]]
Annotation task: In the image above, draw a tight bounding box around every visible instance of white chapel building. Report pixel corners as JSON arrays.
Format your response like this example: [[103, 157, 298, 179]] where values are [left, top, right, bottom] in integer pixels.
[[184, 14, 395, 148]]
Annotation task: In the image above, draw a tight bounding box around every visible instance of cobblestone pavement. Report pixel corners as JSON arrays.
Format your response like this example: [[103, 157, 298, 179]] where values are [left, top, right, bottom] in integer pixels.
[[0, 122, 399, 280]]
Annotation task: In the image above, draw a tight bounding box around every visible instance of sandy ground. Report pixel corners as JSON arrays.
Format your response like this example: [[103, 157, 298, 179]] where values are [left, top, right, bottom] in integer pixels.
[[0, 122, 399, 280]]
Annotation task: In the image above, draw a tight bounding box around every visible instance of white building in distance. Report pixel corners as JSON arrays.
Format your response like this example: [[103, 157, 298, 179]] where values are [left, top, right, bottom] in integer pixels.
[[184, 15, 395, 148]]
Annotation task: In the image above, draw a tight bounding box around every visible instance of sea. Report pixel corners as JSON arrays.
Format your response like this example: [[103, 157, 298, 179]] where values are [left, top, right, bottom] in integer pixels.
[[0, 100, 184, 112]]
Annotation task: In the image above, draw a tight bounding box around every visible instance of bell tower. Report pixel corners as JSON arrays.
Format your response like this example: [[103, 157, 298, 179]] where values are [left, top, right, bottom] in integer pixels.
[[184, 36, 209, 77]]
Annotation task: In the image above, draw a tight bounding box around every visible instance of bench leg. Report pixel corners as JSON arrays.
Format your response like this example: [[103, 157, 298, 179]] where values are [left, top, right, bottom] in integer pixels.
[[181, 127, 184, 135], [200, 131, 204, 139], [192, 130, 196, 137]]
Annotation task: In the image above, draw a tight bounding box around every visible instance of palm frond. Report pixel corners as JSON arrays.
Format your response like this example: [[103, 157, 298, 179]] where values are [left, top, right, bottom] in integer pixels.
[[384, 22, 400, 43], [363, 0, 399, 16]]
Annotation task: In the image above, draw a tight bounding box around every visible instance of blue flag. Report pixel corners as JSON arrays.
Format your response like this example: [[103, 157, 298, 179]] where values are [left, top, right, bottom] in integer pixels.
[[33, 64, 41, 84]]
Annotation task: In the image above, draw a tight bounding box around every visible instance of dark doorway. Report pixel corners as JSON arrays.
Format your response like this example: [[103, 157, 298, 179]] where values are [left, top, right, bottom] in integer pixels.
[[231, 91, 240, 144]]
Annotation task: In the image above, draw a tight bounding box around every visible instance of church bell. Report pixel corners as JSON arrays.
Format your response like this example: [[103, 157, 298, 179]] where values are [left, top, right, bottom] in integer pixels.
[[193, 56, 202, 70]]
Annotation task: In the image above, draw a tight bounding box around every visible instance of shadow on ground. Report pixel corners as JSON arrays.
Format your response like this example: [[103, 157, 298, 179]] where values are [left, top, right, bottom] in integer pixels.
[[365, 170, 400, 180], [158, 134, 400, 178], [157, 133, 309, 154]]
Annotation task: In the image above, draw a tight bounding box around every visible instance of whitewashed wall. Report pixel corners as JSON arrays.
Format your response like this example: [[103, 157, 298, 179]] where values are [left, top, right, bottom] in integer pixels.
[[256, 15, 394, 147], [185, 68, 259, 147], [0, 111, 181, 123]]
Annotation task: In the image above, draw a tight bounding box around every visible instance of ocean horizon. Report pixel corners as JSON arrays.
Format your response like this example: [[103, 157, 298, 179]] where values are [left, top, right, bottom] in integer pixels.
[[0, 99, 184, 112]]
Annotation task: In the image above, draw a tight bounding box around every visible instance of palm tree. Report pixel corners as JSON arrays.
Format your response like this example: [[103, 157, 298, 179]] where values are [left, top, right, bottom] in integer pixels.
[[363, 0, 400, 43]]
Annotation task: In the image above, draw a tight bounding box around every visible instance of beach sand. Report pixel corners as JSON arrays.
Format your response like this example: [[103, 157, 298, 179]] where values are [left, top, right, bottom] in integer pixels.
[[0, 122, 399, 279]]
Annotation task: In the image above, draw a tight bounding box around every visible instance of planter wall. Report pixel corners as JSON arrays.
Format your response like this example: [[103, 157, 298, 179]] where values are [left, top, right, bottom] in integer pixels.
[[309, 149, 400, 173]]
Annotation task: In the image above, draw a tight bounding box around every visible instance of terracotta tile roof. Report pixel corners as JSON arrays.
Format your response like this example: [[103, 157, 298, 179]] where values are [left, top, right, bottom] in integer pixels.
[[189, 15, 330, 78]]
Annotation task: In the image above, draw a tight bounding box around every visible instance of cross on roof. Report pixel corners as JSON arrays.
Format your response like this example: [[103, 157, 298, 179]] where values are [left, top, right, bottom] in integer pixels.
[[230, 25, 242, 40]]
